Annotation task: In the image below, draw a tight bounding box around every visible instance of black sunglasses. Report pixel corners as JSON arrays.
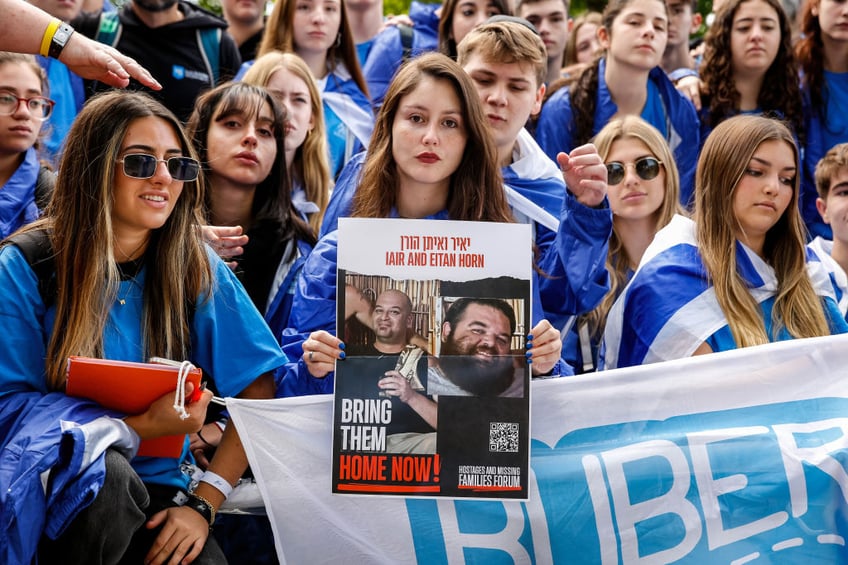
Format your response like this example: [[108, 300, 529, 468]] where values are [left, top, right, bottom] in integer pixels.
[[117, 154, 200, 182], [606, 157, 663, 186]]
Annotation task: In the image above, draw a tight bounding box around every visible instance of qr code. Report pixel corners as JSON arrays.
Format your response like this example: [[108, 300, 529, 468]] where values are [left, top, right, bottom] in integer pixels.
[[489, 422, 519, 453]]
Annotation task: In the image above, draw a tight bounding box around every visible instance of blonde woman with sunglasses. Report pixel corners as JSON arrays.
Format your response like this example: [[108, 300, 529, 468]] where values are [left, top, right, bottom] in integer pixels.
[[566, 116, 683, 373], [602, 115, 848, 370], [0, 91, 284, 564]]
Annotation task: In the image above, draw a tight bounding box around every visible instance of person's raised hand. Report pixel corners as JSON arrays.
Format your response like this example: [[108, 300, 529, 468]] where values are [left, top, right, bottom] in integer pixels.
[[556, 143, 608, 208]]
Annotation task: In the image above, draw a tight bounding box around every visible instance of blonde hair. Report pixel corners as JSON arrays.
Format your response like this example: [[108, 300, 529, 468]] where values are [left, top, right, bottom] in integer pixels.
[[456, 19, 547, 88], [243, 51, 332, 233], [814, 142, 848, 199], [584, 116, 684, 341], [695, 115, 829, 346], [35, 91, 212, 390]]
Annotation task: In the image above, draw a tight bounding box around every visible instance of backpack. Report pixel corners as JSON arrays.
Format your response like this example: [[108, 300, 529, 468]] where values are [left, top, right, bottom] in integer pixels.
[[398, 24, 414, 63], [94, 11, 222, 84], [35, 166, 55, 211], [4, 229, 57, 309]]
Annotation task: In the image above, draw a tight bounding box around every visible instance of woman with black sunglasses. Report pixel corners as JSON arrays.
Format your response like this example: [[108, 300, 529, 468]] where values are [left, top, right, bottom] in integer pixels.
[[0, 90, 285, 564], [566, 115, 684, 373], [602, 115, 848, 370]]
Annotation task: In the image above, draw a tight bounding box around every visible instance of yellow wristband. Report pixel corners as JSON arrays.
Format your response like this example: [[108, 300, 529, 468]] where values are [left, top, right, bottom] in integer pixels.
[[40, 18, 61, 58]]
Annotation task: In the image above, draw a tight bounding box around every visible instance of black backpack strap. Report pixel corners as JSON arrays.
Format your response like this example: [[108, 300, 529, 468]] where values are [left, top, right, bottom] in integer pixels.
[[4, 229, 57, 308], [398, 24, 414, 62], [35, 166, 56, 211]]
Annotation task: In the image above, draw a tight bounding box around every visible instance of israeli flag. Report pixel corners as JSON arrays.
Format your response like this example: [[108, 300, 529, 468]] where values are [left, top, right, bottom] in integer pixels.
[[602, 215, 838, 369]]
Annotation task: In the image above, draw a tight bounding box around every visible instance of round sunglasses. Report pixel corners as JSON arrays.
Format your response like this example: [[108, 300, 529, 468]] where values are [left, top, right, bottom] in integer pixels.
[[606, 157, 663, 186], [116, 154, 200, 182]]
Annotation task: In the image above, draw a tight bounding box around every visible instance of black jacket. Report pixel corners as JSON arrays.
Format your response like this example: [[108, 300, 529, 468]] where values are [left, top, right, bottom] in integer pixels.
[[75, 2, 241, 121]]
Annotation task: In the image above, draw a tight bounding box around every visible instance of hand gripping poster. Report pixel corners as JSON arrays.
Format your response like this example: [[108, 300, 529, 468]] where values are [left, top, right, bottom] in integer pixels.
[[333, 218, 532, 499]]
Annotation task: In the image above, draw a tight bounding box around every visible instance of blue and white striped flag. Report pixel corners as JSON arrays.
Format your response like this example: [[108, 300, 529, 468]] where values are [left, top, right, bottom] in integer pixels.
[[603, 214, 837, 370]]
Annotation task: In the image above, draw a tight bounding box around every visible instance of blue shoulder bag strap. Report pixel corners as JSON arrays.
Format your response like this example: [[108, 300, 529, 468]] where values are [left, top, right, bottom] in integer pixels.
[[198, 28, 221, 85], [94, 11, 121, 46]]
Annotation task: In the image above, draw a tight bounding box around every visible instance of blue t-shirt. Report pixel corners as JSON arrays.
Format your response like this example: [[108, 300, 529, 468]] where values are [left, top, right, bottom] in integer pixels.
[[0, 245, 287, 489], [705, 296, 848, 352], [822, 71, 848, 156]]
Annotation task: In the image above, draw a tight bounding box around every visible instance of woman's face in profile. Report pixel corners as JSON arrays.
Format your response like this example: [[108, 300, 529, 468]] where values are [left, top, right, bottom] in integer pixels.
[[112, 116, 187, 238]]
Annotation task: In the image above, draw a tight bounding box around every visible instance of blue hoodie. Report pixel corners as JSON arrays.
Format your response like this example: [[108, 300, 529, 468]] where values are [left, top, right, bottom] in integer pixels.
[[0, 147, 41, 239], [361, 1, 440, 112], [536, 58, 700, 208]]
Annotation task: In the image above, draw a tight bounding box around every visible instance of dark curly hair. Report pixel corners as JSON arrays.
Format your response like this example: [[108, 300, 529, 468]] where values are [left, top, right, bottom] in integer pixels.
[[700, 0, 803, 142]]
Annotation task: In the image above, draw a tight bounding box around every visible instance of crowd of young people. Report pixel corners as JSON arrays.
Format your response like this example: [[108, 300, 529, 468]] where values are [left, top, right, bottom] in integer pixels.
[[3, 0, 848, 561]]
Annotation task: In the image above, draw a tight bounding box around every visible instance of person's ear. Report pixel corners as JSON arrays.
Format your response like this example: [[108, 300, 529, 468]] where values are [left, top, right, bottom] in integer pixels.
[[816, 196, 831, 224], [531, 83, 545, 116], [442, 321, 452, 340], [568, 17, 573, 32], [597, 26, 610, 51], [690, 13, 702, 34], [406, 314, 413, 329]]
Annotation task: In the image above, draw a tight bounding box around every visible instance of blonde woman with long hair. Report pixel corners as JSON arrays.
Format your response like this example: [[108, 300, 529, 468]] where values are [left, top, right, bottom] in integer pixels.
[[603, 115, 848, 369], [0, 91, 284, 563], [243, 51, 332, 234], [568, 116, 684, 372]]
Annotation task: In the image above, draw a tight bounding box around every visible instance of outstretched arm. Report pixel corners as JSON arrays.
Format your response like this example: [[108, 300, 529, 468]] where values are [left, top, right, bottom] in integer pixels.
[[1, 0, 161, 89]]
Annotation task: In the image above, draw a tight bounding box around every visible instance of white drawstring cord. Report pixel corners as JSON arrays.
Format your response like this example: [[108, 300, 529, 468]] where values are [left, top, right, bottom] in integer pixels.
[[173, 360, 196, 420]]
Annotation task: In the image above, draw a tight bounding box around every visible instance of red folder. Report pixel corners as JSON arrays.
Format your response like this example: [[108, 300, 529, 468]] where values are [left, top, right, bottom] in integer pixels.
[[65, 356, 203, 458]]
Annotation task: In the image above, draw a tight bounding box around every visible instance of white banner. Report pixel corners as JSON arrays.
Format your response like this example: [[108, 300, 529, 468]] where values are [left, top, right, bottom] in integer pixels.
[[228, 334, 848, 564]]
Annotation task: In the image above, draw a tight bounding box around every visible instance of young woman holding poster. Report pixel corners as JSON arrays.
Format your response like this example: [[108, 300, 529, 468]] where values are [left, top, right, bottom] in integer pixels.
[[0, 91, 284, 564], [601, 115, 848, 370], [279, 52, 610, 396]]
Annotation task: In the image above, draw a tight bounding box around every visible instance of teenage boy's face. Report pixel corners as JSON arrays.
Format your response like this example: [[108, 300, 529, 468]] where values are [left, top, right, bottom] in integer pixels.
[[666, 0, 697, 49], [817, 167, 848, 245], [519, 0, 570, 63], [461, 53, 544, 156]]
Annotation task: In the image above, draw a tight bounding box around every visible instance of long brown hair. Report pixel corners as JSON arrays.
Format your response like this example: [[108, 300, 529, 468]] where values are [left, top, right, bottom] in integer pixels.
[[35, 91, 212, 390], [695, 115, 829, 346], [185, 82, 316, 255], [795, 0, 825, 116], [258, 0, 368, 97], [351, 53, 511, 223]]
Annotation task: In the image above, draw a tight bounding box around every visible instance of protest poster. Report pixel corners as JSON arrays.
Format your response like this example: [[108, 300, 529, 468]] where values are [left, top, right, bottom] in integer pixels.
[[228, 334, 848, 564], [331, 218, 533, 498]]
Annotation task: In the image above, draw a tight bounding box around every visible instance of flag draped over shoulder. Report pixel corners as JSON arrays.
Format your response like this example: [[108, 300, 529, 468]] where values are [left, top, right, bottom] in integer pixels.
[[227, 334, 848, 564], [602, 214, 837, 370], [502, 128, 565, 232]]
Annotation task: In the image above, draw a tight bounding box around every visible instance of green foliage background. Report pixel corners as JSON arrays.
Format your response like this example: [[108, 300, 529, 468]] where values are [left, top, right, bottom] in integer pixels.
[[197, 0, 715, 37]]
